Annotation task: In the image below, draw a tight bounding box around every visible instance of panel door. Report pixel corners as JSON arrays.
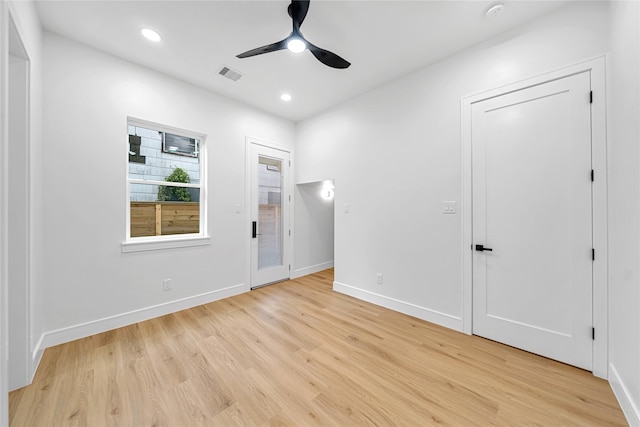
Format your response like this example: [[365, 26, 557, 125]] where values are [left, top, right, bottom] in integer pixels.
[[472, 72, 593, 370]]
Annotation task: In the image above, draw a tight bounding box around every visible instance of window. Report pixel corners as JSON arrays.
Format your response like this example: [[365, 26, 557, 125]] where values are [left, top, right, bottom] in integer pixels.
[[123, 118, 208, 252]]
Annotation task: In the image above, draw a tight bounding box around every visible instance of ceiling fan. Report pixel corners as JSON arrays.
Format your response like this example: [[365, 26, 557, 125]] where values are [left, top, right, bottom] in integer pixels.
[[236, 0, 351, 69]]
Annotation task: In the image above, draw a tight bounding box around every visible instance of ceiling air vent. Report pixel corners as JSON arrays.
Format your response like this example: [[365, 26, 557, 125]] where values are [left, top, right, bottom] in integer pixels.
[[219, 66, 243, 82]]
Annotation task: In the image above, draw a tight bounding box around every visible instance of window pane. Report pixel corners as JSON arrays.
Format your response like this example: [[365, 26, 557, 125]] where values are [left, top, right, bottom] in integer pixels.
[[128, 125, 200, 184], [258, 157, 283, 270], [130, 184, 200, 237]]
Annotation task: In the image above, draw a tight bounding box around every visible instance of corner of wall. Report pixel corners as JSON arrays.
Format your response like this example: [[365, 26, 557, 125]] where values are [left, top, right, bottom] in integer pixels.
[[291, 261, 334, 279], [39, 281, 246, 350], [333, 281, 463, 332], [29, 333, 44, 383], [609, 363, 640, 426]]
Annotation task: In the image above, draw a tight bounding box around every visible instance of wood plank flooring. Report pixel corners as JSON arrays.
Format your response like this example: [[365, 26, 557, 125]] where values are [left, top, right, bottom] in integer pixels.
[[9, 269, 626, 426]]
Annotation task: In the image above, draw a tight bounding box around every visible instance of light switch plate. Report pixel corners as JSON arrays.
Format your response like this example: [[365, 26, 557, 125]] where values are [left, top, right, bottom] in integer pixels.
[[442, 201, 456, 214]]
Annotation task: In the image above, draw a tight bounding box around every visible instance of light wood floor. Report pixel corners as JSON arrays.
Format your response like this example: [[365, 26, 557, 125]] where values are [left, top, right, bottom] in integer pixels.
[[10, 269, 626, 426]]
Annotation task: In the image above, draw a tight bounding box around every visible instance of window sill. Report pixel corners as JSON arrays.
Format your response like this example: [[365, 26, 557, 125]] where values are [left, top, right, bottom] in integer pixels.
[[121, 235, 210, 253]]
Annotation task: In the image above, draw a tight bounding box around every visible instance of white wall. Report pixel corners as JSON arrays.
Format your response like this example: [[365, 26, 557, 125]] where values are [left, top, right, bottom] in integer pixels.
[[293, 181, 334, 278], [40, 33, 295, 346], [296, 2, 609, 329], [607, 1, 640, 424]]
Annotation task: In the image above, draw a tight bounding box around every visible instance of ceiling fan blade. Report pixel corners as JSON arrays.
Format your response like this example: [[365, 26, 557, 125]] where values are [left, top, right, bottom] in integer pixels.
[[288, 0, 310, 28], [236, 38, 288, 58], [307, 42, 351, 69]]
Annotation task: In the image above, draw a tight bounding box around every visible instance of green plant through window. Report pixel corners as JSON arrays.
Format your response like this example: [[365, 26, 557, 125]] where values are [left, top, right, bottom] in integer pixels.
[[157, 167, 192, 202]]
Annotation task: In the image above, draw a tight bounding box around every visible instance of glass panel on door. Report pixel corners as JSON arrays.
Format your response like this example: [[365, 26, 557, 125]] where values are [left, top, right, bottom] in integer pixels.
[[258, 156, 283, 270]]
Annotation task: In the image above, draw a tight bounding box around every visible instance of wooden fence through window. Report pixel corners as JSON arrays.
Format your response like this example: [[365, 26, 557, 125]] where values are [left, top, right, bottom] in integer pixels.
[[131, 201, 199, 237]]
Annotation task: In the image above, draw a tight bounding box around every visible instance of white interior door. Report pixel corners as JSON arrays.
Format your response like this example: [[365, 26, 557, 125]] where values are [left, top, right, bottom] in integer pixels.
[[471, 72, 593, 370], [250, 143, 291, 289]]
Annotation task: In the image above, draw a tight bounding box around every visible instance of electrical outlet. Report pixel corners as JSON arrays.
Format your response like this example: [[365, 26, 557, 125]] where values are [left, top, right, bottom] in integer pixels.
[[163, 279, 172, 291], [376, 273, 383, 285]]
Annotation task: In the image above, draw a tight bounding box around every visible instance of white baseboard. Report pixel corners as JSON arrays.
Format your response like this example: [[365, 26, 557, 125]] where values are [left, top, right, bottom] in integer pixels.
[[609, 363, 640, 426], [333, 281, 463, 331], [291, 261, 334, 279], [39, 283, 246, 351], [29, 334, 45, 383]]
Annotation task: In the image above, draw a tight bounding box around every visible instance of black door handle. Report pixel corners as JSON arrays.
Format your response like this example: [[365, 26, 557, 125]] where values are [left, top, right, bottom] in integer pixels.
[[475, 244, 493, 252], [252, 221, 257, 239]]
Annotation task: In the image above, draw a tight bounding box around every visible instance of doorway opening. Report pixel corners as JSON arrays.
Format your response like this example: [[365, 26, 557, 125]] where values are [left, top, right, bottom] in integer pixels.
[[293, 180, 335, 278]]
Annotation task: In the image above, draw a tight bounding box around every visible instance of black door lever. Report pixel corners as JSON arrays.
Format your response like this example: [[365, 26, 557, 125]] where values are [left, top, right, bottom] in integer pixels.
[[475, 244, 493, 252]]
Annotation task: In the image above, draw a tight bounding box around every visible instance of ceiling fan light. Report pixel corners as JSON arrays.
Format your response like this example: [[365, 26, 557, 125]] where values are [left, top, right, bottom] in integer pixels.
[[287, 38, 306, 53]]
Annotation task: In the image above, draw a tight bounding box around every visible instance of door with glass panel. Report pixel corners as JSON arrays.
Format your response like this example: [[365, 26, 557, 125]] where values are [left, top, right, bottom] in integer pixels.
[[250, 143, 291, 289]]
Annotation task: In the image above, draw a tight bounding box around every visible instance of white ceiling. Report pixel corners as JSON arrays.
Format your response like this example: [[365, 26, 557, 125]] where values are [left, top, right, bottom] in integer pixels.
[[35, 0, 568, 122]]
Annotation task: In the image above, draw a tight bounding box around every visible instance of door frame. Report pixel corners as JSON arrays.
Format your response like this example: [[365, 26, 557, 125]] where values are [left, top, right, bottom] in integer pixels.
[[8, 18, 31, 391], [4, 4, 33, 395], [461, 57, 607, 378], [0, 0, 9, 423], [244, 136, 294, 292]]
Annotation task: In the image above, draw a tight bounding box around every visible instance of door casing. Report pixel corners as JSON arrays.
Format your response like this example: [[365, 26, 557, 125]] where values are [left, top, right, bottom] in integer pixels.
[[0, 2, 9, 423], [7, 9, 32, 392], [461, 57, 607, 378]]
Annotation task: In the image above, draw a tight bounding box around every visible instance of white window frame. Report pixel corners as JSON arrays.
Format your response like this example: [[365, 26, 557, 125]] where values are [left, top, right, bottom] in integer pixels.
[[122, 117, 209, 253]]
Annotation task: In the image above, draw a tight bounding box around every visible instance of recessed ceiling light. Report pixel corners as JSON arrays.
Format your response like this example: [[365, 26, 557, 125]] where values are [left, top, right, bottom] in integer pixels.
[[485, 3, 505, 19], [141, 28, 162, 42], [280, 93, 292, 102], [286, 38, 306, 53]]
